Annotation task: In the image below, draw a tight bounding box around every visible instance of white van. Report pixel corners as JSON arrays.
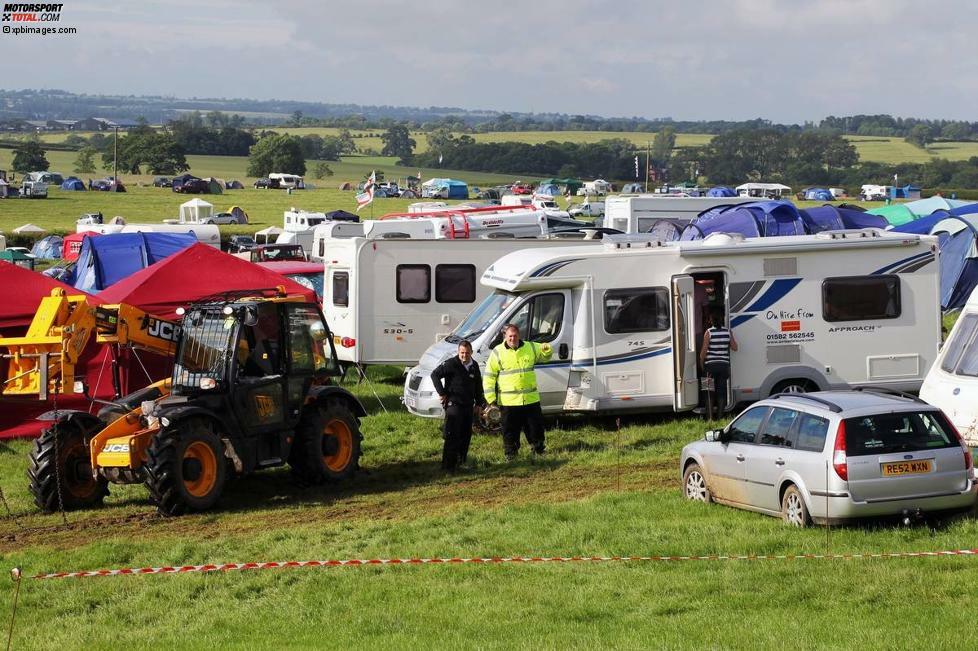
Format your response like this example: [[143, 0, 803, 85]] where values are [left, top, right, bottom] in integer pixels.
[[405, 229, 941, 418], [920, 286, 978, 445], [569, 200, 605, 219]]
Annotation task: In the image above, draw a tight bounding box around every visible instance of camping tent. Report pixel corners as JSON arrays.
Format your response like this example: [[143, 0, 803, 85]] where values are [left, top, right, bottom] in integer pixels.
[[60, 177, 86, 191], [682, 201, 807, 240], [254, 226, 284, 244], [226, 179, 244, 189], [71, 232, 197, 292], [803, 188, 834, 201], [707, 186, 737, 197], [30, 235, 63, 259], [422, 178, 469, 199], [800, 205, 887, 233], [179, 198, 214, 224], [867, 196, 976, 226], [62, 232, 98, 261], [535, 183, 561, 197], [97, 243, 316, 320], [13, 223, 45, 234], [325, 210, 359, 222], [204, 178, 224, 194], [0, 249, 34, 270], [227, 206, 249, 224], [891, 207, 978, 310]]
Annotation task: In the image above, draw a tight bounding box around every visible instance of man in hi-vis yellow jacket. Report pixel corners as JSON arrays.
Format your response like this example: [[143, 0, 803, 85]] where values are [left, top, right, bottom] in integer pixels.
[[483, 323, 553, 460]]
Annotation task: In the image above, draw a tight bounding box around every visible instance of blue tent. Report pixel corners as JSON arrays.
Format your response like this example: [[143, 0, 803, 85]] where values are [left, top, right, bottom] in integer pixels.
[[70, 232, 197, 292], [647, 219, 685, 241], [803, 188, 833, 201], [535, 183, 561, 197], [441, 179, 469, 199], [30, 235, 64, 259], [60, 177, 86, 191], [799, 205, 888, 233], [890, 207, 978, 310], [706, 186, 736, 197], [682, 201, 806, 240]]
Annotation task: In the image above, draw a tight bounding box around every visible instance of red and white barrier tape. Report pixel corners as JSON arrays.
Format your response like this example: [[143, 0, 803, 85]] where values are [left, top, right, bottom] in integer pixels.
[[29, 548, 978, 580]]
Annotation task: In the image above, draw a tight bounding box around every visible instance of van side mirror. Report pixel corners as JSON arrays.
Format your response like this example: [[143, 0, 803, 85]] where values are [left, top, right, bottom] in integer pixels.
[[705, 429, 725, 443]]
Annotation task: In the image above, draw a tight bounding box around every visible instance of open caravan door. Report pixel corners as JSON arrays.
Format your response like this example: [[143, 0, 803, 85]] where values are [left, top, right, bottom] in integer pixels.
[[671, 275, 699, 410]]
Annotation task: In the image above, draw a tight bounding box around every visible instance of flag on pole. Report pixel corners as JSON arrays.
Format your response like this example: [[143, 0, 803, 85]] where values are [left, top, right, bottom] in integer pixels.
[[634, 155, 639, 179], [356, 170, 376, 212]]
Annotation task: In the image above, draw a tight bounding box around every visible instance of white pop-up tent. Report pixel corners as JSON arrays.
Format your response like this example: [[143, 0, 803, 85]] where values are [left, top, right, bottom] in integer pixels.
[[13, 223, 46, 234], [179, 198, 214, 224]]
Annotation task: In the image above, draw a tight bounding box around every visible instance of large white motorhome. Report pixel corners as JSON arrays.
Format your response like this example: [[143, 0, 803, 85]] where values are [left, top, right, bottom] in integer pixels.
[[601, 195, 752, 233], [309, 206, 586, 261], [404, 229, 941, 418], [76, 222, 221, 248], [324, 237, 601, 367], [920, 285, 978, 446], [274, 209, 337, 253]]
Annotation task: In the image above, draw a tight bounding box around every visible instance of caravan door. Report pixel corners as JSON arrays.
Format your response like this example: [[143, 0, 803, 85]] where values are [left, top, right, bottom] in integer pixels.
[[496, 290, 573, 411], [671, 275, 699, 410]]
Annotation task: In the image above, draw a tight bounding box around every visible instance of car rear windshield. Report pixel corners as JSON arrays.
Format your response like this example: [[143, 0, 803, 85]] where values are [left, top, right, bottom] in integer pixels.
[[844, 411, 958, 456]]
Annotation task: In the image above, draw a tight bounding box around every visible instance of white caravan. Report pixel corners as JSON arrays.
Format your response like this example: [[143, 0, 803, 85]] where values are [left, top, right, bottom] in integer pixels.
[[308, 207, 583, 261], [601, 195, 751, 233], [274, 209, 335, 253], [325, 237, 600, 367], [76, 222, 221, 248], [404, 229, 941, 418], [920, 286, 978, 445], [269, 173, 305, 189]]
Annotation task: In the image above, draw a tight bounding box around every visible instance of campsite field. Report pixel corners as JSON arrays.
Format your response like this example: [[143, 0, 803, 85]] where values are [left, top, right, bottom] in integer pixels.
[[1, 371, 977, 649]]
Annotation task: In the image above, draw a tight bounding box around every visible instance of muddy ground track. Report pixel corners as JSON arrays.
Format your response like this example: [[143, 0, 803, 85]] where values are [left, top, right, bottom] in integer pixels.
[[0, 460, 676, 553]]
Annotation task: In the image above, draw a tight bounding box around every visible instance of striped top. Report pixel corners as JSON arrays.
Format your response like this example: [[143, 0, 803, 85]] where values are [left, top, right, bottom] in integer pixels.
[[705, 326, 731, 363]]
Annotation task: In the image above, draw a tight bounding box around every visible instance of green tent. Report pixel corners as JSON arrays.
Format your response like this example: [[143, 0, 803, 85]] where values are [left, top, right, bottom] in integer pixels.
[[0, 249, 35, 270], [865, 204, 917, 226], [539, 178, 583, 193]]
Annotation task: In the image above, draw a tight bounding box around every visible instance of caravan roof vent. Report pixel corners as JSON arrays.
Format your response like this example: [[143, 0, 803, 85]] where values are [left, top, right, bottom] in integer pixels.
[[815, 228, 884, 240], [603, 234, 664, 249], [701, 232, 746, 247]]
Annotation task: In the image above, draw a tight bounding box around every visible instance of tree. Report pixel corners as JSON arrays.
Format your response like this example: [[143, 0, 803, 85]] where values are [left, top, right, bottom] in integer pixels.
[[336, 128, 356, 154], [905, 124, 935, 149], [247, 134, 306, 177], [100, 132, 188, 175], [11, 138, 49, 173], [650, 127, 676, 173], [380, 124, 416, 164], [313, 162, 333, 179], [290, 110, 304, 127], [74, 146, 97, 174]]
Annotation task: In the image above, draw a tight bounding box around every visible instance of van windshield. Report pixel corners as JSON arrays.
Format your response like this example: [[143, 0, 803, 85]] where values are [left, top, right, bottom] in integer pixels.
[[446, 291, 517, 343]]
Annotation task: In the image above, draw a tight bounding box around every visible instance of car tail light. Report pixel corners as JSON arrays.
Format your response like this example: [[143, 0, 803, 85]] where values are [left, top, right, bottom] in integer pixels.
[[944, 416, 973, 471], [832, 420, 848, 480], [340, 337, 356, 348]]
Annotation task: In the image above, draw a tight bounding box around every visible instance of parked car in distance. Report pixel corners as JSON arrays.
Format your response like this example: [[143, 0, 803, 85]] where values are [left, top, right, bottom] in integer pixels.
[[93, 179, 126, 192], [153, 176, 172, 188], [207, 211, 246, 225], [254, 177, 272, 189], [225, 235, 257, 253], [174, 179, 209, 194], [248, 243, 307, 262], [257, 260, 324, 303], [680, 390, 976, 527], [569, 200, 605, 219]]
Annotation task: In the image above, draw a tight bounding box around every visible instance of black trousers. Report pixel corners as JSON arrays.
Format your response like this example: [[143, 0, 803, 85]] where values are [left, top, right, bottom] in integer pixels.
[[704, 360, 731, 416], [442, 404, 474, 470], [501, 402, 545, 456]]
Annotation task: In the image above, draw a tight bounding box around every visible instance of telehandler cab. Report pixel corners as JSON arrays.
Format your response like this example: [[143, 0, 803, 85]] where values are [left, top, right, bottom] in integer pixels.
[[3, 288, 366, 516]]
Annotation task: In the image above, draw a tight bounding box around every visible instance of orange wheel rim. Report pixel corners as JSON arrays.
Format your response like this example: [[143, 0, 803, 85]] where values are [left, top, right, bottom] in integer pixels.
[[62, 440, 97, 499], [323, 419, 353, 472], [183, 441, 218, 498]]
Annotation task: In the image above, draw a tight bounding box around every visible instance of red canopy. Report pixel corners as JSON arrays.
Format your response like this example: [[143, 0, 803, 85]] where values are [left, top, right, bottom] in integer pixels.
[[96, 242, 317, 320], [0, 260, 99, 333], [62, 231, 100, 262]]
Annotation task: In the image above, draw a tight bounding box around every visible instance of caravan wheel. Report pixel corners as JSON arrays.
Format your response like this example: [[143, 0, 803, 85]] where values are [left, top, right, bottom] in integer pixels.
[[771, 379, 817, 395]]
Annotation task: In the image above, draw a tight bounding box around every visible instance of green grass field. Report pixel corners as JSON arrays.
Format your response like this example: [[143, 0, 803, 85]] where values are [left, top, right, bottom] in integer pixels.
[[0, 371, 976, 649], [17, 128, 978, 164]]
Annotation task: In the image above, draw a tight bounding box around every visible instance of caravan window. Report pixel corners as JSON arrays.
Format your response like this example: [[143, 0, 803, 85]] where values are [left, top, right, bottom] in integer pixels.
[[822, 275, 900, 322], [332, 272, 349, 307], [500, 293, 564, 345], [435, 264, 476, 303], [603, 288, 670, 333], [396, 264, 431, 303], [940, 314, 978, 375]]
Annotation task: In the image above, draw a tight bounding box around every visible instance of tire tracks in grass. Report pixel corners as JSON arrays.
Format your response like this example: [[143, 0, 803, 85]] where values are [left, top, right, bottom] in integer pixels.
[[0, 459, 676, 553]]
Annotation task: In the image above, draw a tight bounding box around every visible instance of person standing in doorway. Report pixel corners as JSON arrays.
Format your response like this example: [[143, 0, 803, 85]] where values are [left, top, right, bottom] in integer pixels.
[[431, 340, 487, 471], [483, 324, 553, 460], [700, 308, 737, 418]]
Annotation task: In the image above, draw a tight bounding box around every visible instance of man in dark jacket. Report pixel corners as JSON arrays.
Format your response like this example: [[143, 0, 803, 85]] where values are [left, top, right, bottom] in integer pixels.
[[431, 340, 487, 471]]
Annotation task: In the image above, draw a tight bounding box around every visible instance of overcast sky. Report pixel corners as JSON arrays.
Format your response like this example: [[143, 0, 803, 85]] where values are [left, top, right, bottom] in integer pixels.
[[2, 0, 975, 123]]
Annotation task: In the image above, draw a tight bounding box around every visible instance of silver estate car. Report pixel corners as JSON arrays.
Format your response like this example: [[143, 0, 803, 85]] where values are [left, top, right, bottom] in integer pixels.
[[680, 390, 977, 526]]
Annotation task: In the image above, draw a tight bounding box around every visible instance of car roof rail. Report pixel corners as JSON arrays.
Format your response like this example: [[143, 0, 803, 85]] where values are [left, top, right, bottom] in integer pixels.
[[851, 386, 925, 403], [769, 392, 843, 413]]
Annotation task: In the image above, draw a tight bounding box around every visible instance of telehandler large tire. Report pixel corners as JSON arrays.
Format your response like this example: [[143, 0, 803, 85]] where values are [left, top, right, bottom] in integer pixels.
[[289, 398, 362, 484], [28, 422, 109, 512], [144, 419, 226, 516]]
